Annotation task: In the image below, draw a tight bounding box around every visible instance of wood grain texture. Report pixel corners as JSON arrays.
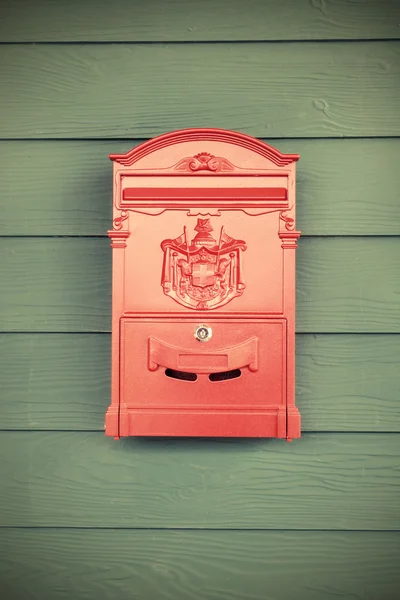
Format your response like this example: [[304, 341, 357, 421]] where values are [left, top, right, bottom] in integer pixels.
[[1, 0, 399, 42], [1, 333, 399, 432], [296, 334, 400, 432], [0, 42, 399, 139], [1, 237, 399, 333], [2, 530, 400, 600], [0, 333, 111, 431], [1, 138, 399, 236], [0, 432, 399, 529], [0, 238, 112, 332]]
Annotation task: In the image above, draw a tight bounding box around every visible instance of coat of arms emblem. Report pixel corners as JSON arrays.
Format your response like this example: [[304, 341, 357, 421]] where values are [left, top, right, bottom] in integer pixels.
[[161, 219, 247, 310]]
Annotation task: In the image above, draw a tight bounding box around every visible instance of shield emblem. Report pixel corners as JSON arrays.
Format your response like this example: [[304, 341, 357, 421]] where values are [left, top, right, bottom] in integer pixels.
[[192, 261, 216, 287]]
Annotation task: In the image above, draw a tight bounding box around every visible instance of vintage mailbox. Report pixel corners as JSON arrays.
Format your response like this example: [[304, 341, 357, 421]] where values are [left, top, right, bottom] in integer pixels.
[[106, 128, 301, 440]]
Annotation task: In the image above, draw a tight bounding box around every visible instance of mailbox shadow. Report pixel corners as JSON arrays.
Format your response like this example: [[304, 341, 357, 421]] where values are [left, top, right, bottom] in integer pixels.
[[119, 435, 280, 451]]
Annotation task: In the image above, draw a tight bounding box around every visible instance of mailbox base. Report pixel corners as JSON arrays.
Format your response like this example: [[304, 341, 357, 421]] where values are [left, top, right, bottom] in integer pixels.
[[106, 406, 300, 440]]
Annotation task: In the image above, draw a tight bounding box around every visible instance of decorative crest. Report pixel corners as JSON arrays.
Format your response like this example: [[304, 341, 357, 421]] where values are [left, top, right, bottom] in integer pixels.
[[160, 218, 246, 310], [174, 152, 235, 173]]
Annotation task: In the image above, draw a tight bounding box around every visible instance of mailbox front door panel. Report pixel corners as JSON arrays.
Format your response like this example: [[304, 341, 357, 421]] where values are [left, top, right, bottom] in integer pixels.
[[106, 128, 301, 440], [119, 318, 287, 437]]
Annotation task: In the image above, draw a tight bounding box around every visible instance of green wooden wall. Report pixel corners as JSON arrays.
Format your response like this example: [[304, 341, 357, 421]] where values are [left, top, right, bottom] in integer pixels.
[[0, 1, 399, 598]]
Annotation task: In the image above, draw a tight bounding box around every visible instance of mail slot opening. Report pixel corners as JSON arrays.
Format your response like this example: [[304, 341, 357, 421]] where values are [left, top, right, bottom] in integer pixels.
[[209, 369, 242, 382], [165, 368, 197, 382]]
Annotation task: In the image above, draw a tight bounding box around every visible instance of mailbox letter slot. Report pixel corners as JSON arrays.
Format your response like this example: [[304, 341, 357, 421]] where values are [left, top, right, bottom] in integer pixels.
[[148, 336, 259, 374]]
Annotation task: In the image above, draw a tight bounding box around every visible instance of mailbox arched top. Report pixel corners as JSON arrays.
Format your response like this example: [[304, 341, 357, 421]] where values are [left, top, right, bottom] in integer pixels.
[[109, 128, 299, 169]]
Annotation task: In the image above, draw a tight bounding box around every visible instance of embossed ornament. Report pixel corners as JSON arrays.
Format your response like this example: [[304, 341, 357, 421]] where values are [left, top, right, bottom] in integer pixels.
[[161, 218, 247, 310]]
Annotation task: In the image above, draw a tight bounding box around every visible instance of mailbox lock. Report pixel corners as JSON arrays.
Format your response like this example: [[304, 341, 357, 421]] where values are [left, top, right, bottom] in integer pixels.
[[194, 324, 212, 342]]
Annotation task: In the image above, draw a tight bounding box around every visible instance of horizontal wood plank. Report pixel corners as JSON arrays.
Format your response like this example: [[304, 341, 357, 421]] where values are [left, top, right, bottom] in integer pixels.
[[0, 42, 399, 139], [1, 333, 399, 432], [296, 334, 400, 432], [0, 432, 399, 529], [1, 139, 399, 236], [0, 333, 110, 431], [1, 0, 400, 42], [2, 530, 399, 600], [1, 237, 398, 333], [0, 238, 112, 332]]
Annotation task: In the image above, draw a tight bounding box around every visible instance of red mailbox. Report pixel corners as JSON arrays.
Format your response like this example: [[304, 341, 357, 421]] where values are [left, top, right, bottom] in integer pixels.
[[106, 128, 301, 440]]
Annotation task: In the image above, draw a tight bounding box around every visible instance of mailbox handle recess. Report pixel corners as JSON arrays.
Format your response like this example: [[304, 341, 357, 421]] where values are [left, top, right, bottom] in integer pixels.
[[148, 336, 258, 374]]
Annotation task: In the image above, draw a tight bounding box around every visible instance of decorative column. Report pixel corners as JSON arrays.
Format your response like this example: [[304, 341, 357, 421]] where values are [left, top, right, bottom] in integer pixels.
[[106, 212, 130, 439], [279, 210, 301, 441]]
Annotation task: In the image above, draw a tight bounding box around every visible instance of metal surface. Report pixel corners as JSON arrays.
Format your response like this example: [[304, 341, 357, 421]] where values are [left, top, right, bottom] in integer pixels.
[[106, 128, 301, 439]]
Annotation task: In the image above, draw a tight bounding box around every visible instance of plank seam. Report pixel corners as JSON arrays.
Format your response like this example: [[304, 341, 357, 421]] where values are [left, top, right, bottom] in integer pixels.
[[1, 331, 399, 335], [1, 136, 400, 142], [0, 525, 399, 532], [1, 331, 399, 336], [0, 39, 399, 46], [0, 430, 399, 435]]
